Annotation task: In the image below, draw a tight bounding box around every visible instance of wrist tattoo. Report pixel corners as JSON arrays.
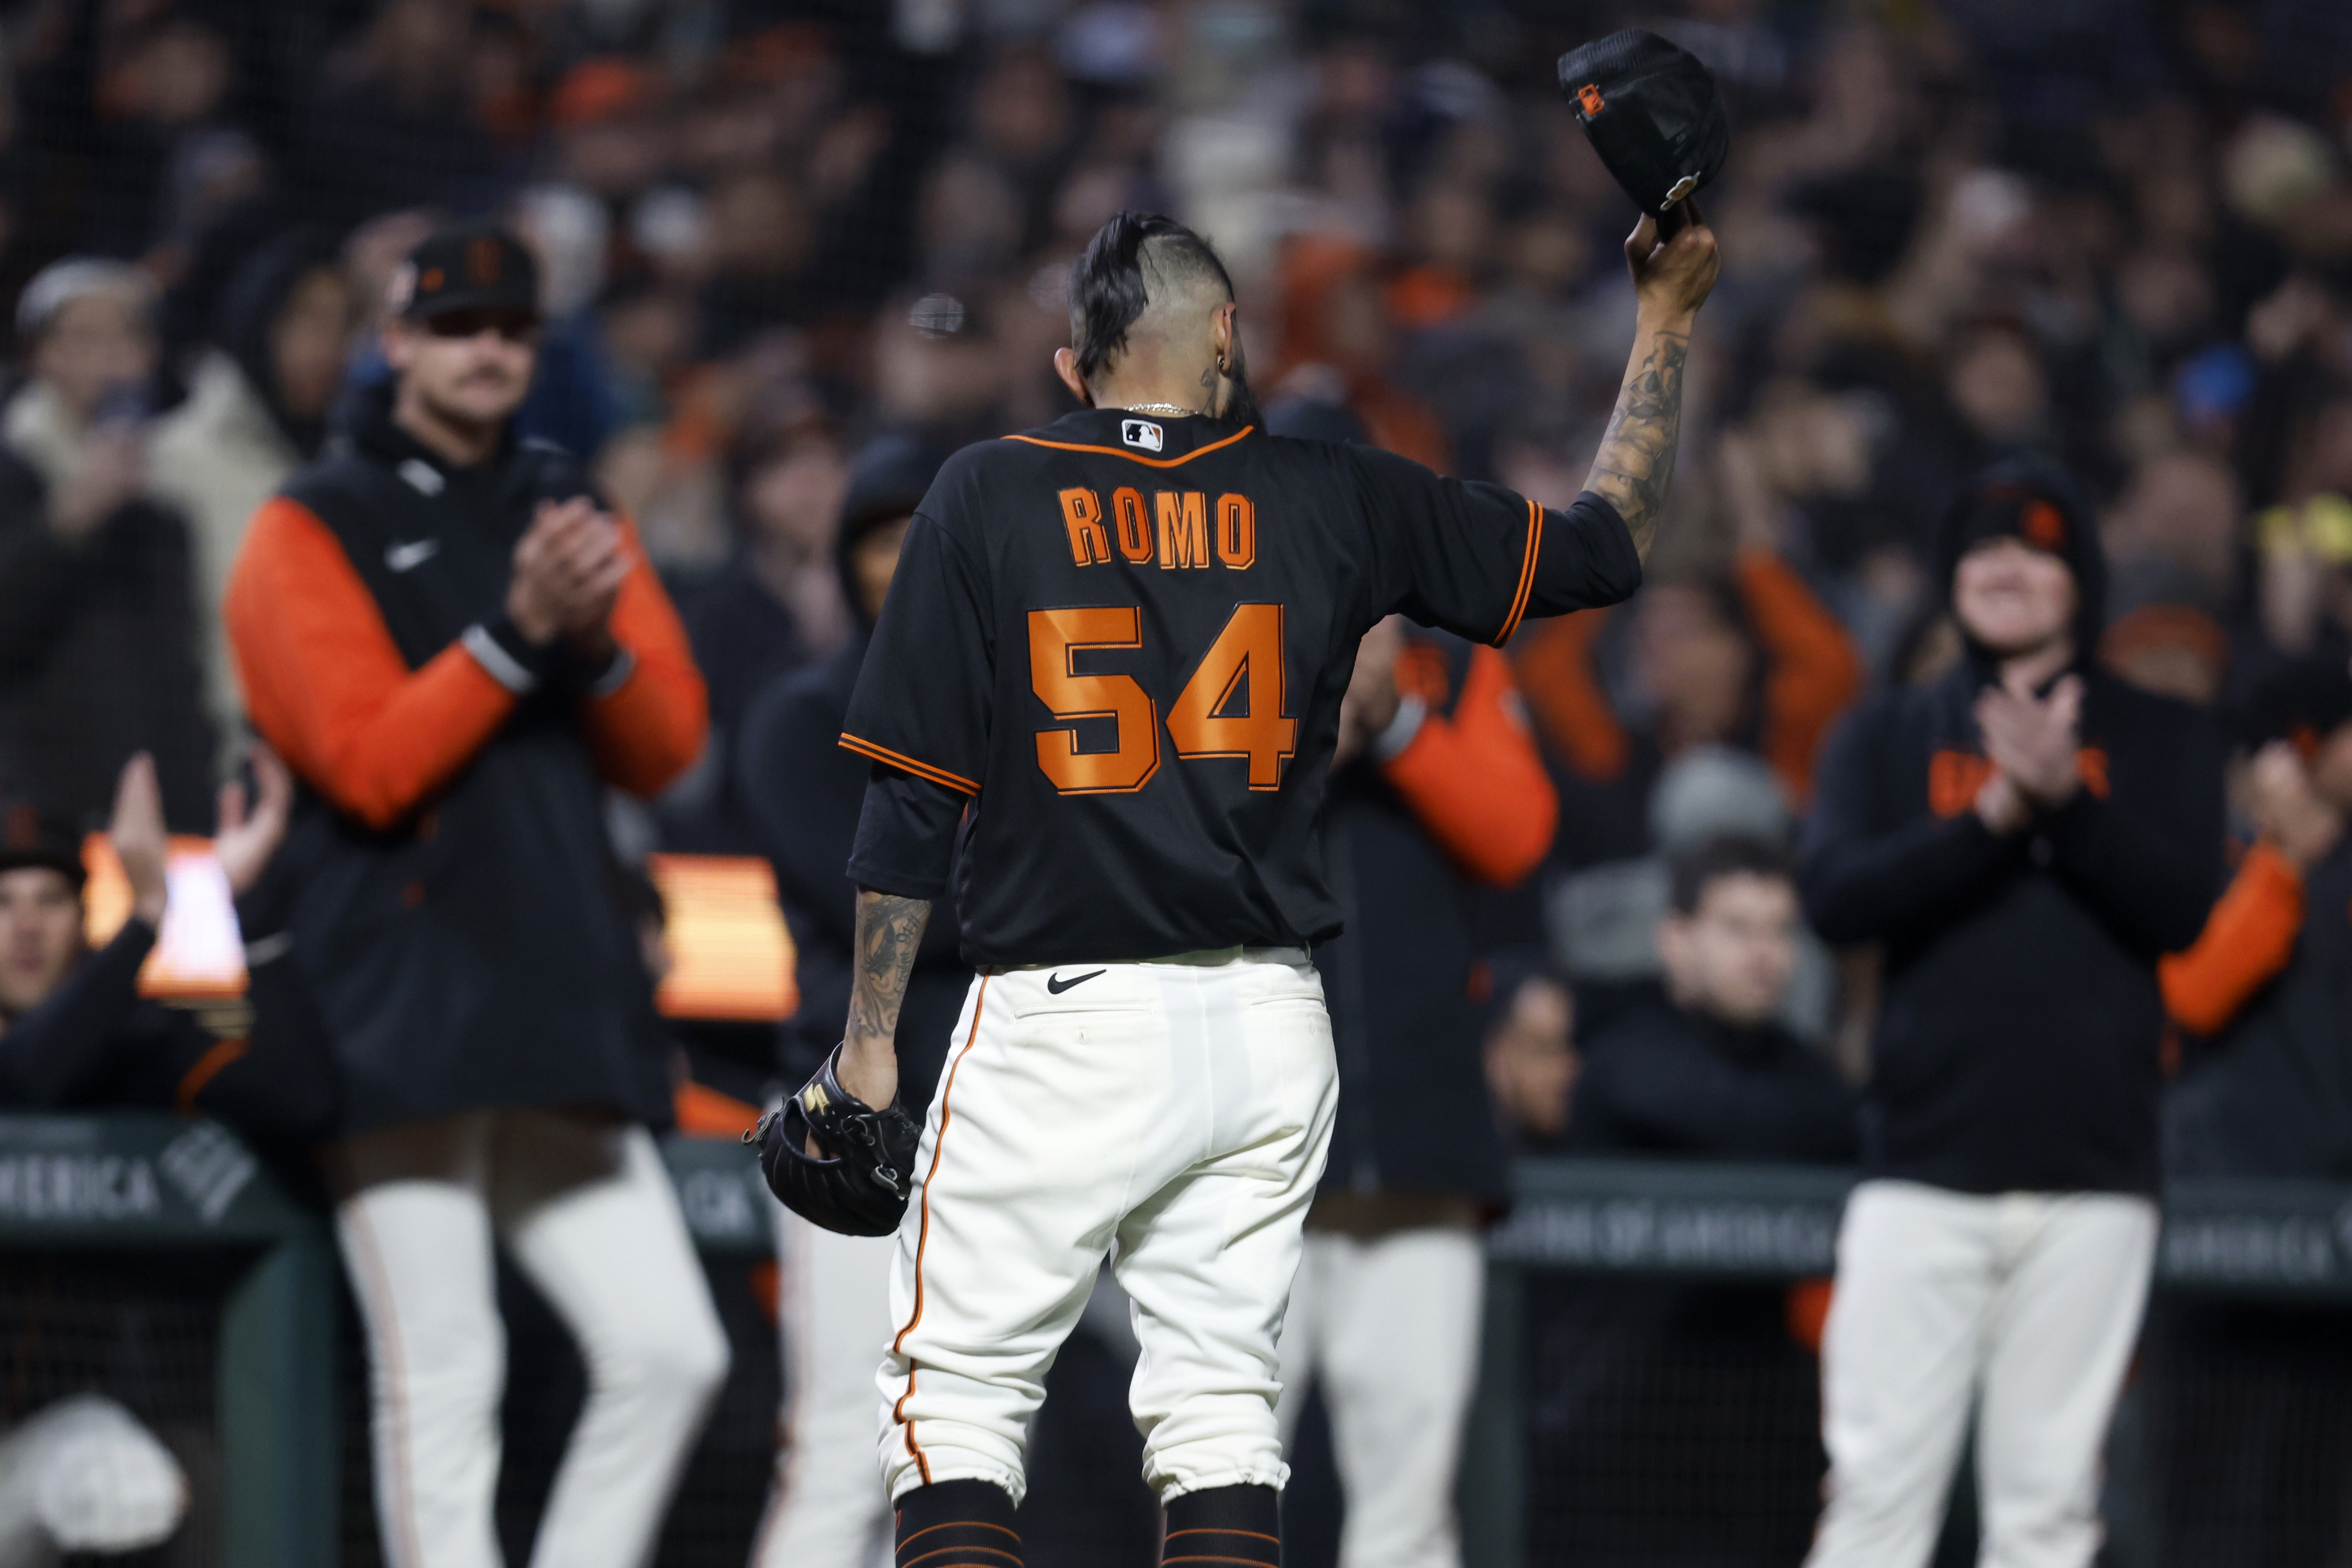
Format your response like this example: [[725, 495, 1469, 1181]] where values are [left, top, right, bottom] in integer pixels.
[[848, 888, 931, 1047], [1586, 329, 1691, 559]]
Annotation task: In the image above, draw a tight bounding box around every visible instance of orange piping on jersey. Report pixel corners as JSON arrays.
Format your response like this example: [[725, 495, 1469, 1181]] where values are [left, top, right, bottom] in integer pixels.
[[174, 1037, 249, 1114], [838, 734, 980, 796], [1494, 499, 1543, 646], [1002, 425, 1256, 468], [892, 977, 990, 1487]]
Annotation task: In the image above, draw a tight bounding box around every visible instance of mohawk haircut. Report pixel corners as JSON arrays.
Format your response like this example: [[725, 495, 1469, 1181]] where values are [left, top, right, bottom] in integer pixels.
[[1068, 212, 1236, 385]]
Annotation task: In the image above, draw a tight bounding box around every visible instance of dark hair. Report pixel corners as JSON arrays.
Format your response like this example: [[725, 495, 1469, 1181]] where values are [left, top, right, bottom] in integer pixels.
[[1668, 833, 1792, 915], [1068, 212, 1235, 384]]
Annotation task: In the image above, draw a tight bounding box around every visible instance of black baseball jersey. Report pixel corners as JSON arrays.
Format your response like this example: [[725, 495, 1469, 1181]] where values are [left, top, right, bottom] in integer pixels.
[[842, 407, 1641, 967]]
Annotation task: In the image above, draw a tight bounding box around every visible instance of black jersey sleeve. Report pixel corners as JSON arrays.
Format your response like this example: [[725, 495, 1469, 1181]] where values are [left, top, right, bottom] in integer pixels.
[[1349, 444, 1643, 645], [840, 510, 992, 798], [846, 766, 965, 901]]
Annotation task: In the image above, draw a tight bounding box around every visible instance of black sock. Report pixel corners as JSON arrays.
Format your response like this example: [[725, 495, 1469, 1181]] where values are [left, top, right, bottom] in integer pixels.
[[895, 1479, 1022, 1568], [1163, 1483, 1281, 1567]]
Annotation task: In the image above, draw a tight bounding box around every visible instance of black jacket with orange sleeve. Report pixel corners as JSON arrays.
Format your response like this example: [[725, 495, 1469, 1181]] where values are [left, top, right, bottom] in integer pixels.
[[1314, 630, 1556, 1209], [225, 391, 706, 1135], [2162, 840, 2352, 1177]]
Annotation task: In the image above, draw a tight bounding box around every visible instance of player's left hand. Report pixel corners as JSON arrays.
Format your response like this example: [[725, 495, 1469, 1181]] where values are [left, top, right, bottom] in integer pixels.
[[750, 1044, 923, 1237]]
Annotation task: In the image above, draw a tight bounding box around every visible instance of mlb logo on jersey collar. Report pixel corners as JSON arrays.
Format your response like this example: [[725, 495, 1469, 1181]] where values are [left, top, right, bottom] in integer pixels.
[[1120, 419, 1164, 452]]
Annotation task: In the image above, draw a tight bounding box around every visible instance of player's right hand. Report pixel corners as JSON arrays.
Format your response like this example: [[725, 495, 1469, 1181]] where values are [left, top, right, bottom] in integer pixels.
[[1626, 198, 1720, 323]]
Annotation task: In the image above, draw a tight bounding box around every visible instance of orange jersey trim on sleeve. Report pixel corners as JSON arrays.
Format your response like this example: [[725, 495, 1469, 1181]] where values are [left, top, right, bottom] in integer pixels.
[[2158, 842, 2306, 1036], [839, 734, 981, 796], [1494, 498, 1544, 647]]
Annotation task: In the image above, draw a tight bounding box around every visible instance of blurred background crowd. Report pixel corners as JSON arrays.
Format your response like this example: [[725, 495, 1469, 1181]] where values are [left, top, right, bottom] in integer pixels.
[[5, 0, 2352, 1563]]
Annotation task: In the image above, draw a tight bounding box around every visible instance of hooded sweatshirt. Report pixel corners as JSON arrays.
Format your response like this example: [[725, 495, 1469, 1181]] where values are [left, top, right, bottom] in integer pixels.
[[736, 436, 971, 1113], [1797, 463, 2224, 1195], [150, 233, 344, 761]]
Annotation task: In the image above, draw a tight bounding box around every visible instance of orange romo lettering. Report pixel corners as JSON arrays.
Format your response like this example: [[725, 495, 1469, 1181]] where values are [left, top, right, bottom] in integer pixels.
[[1157, 490, 1208, 569], [1112, 487, 1152, 563], [1059, 488, 1110, 566], [1216, 493, 1255, 569]]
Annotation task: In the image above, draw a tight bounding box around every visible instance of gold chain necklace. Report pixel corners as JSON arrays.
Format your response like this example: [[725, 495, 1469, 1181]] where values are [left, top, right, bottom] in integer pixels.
[[1124, 402, 1194, 417]]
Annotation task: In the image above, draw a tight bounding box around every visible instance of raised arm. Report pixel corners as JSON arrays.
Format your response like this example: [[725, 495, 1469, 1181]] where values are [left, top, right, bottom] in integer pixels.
[[1583, 206, 1721, 560]]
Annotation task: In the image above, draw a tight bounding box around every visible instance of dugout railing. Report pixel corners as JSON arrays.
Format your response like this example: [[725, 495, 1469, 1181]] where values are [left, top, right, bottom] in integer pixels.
[[9, 1115, 2352, 1567]]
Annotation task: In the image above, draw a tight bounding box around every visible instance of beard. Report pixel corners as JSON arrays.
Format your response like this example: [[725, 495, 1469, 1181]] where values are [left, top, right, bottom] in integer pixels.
[[1212, 360, 1263, 429]]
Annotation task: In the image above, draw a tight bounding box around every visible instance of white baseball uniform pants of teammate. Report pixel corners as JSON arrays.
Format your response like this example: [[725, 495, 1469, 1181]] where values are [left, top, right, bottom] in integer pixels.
[[1805, 1179, 2159, 1568], [328, 1109, 732, 1568], [750, 1206, 895, 1568], [1276, 1224, 1485, 1568], [879, 947, 1337, 1505]]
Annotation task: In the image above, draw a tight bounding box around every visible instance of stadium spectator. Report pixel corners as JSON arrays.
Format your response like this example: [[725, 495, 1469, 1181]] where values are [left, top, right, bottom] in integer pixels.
[[2163, 661, 2352, 1176], [735, 434, 969, 1568], [0, 749, 321, 1140], [147, 231, 354, 765], [667, 426, 846, 851], [1512, 453, 1862, 869], [1482, 957, 1578, 1151], [0, 258, 214, 832], [1797, 462, 2224, 1568], [1565, 835, 1856, 1162], [1276, 585, 1558, 1568], [223, 222, 726, 1568]]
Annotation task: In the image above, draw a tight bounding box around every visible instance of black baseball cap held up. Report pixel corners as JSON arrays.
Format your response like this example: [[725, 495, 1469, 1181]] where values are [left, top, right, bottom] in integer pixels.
[[392, 223, 541, 322], [1558, 30, 1730, 216]]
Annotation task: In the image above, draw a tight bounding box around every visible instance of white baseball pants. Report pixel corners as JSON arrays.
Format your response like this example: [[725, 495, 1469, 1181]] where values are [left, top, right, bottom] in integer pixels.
[[879, 948, 1337, 1507], [1806, 1179, 2158, 1568], [750, 1205, 896, 1568], [328, 1110, 732, 1568], [1276, 1225, 1485, 1568]]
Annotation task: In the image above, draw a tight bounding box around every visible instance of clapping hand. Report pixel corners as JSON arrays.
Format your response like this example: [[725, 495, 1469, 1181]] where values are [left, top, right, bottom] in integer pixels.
[[108, 754, 169, 928], [2247, 740, 2343, 871], [507, 497, 631, 655], [1973, 674, 2084, 833], [214, 745, 293, 896]]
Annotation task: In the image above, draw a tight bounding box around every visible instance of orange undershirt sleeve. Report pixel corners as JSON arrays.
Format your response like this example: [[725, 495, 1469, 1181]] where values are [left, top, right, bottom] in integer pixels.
[[225, 497, 519, 830], [578, 518, 708, 797], [1736, 550, 1865, 805], [2158, 842, 2307, 1036], [1379, 645, 1559, 887], [1509, 607, 1628, 783]]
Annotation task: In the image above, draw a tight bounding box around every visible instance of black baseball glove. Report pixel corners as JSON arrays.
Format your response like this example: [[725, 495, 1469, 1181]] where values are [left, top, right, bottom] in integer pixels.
[[746, 1043, 923, 1237]]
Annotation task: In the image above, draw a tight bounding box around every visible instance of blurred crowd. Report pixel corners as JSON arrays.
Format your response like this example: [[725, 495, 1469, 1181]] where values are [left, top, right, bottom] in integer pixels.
[[5, 0, 2352, 1561]]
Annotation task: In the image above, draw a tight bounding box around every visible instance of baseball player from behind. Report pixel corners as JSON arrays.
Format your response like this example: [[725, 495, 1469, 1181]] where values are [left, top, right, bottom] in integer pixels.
[[788, 203, 1717, 1561]]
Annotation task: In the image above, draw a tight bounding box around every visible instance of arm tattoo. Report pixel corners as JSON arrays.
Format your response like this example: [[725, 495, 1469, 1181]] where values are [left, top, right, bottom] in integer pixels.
[[1585, 328, 1691, 560], [846, 888, 931, 1047]]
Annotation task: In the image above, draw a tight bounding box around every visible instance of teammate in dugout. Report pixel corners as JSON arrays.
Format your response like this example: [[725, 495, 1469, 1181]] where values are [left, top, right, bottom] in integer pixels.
[[226, 223, 727, 1568], [752, 200, 1719, 1558]]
